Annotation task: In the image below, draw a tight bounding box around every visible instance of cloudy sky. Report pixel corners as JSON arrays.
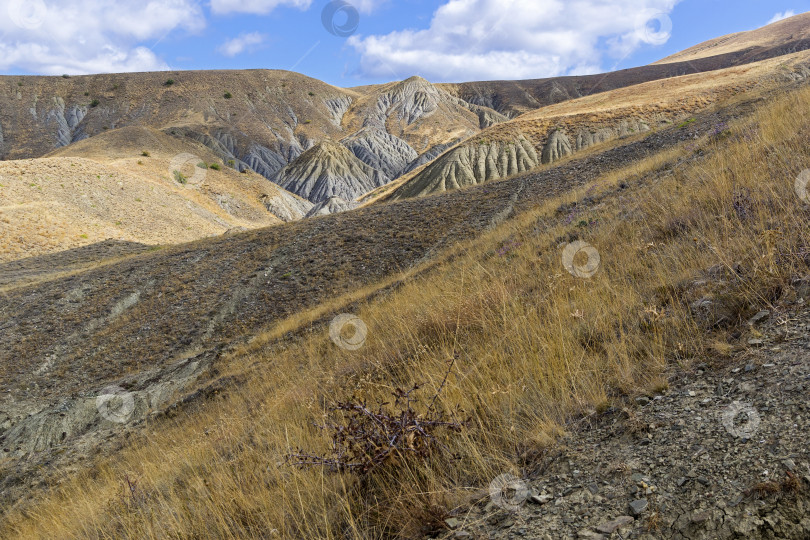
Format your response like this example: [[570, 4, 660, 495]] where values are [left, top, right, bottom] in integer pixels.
[[0, 0, 806, 85]]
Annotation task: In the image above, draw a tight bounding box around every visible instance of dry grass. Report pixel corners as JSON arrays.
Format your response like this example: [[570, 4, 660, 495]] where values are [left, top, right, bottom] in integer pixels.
[[655, 12, 810, 65], [0, 126, 297, 261], [5, 85, 810, 539]]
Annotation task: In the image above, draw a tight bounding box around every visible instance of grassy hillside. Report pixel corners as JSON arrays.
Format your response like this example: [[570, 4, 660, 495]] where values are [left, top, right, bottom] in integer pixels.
[[4, 75, 810, 539], [0, 127, 314, 261]]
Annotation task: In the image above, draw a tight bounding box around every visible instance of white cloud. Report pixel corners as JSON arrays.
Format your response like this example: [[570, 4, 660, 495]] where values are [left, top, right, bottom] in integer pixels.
[[767, 10, 795, 24], [209, 0, 311, 16], [349, 0, 682, 82], [218, 32, 267, 56], [350, 0, 385, 14], [0, 0, 204, 74], [210, 0, 382, 15]]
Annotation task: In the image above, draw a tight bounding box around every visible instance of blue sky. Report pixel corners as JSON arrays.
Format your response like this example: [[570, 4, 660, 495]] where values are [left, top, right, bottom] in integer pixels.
[[0, 0, 807, 87]]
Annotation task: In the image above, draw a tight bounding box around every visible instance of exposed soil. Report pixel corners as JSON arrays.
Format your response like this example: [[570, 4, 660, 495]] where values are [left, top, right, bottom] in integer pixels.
[[0, 92, 770, 516], [437, 303, 810, 539]]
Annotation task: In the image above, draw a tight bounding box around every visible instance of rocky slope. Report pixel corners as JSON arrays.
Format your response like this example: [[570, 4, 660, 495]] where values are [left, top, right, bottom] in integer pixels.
[[2, 12, 809, 243], [438, 305, 810, 540], [0, 71, 506, 216], [272, 140, 387, 203], [345, 76, 507, 153], [1, 90, 802, 533], [387, 49, 810, 201], [0, 98, 766, 503], [389, 136, 540, 200], [0, 70, 354, 170]]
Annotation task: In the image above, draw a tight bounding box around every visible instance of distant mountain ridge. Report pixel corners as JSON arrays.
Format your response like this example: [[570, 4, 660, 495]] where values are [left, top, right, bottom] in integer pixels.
[[1, 11, 809, 260]]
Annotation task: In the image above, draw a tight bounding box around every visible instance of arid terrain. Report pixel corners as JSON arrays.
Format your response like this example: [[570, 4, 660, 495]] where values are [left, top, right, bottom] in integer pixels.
[[2, 11, 810, 540]]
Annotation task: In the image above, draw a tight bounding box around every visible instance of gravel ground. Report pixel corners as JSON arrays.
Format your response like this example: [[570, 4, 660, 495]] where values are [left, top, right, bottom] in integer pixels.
[[438, 303, 810, 539]]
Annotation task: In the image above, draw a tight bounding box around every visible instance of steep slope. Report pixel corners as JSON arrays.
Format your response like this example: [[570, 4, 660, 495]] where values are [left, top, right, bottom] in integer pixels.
[[389, 136, 540, 199], [0, 126, 310, 261], [305, 196, 358, 217], [340, 126, 418, 182], [388, 50, 810, 201], [4, 81, 809, 539], [271, 140, 386, 203], [0, 70, 357, 176], [0, 71, 510, 231], [343, 76, 508, 154]]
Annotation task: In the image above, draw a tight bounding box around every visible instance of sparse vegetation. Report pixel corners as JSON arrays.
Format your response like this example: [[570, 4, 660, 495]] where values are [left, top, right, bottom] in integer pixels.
[[8, 83, 810, 539], [197, 162, 208, 169], [678, 117, 697, 128], [173, 170, 187, 184]]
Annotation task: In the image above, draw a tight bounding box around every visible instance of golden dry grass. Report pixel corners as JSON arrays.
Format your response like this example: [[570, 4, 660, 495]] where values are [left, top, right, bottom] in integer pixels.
[[483, 50, 810, 147], [654, 11, 810, 65], [5, 84, 810, 539], [0, 127, 306, 261]]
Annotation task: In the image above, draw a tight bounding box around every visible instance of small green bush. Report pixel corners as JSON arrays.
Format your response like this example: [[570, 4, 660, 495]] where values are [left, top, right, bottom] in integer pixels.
[[141, 151, 150, 157], [165, 79, 175, 86], [210, 163, 221, 171], [308, 91, 315, 96], [90, 99, 100, 107], [173, 170, 188, 184], [197, 162, 208, 169], [227, 159, 236, 167], [678, 118, 697, 129], [223, 92, 232, 99]]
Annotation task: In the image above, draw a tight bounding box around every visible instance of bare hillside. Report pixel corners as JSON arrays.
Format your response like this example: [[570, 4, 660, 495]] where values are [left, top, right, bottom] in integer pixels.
[[0, 127, 310, 261], [385, 50, 810, 201]]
